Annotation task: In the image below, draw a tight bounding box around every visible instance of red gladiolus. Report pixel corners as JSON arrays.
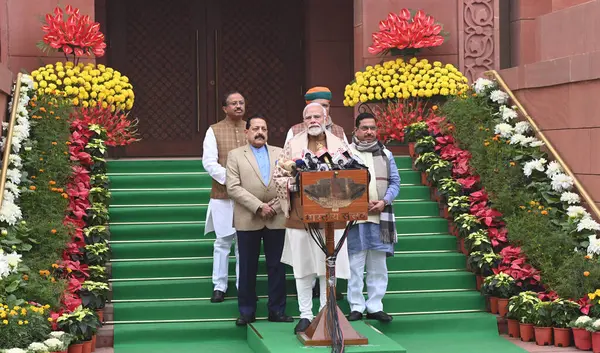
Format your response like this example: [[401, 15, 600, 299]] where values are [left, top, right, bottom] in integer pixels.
[[71, 104, 140, 146], [375, 102, 426, 143], [41, 5, 106, 58], [368, 9, 445, 55]]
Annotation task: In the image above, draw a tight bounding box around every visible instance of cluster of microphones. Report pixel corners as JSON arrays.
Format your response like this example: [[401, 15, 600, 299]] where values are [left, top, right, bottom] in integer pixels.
[[279, 147, 369, 192]]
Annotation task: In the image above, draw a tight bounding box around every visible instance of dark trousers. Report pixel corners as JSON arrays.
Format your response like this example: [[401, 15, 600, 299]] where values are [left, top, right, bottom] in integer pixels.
[[237, 228, 286, 317]]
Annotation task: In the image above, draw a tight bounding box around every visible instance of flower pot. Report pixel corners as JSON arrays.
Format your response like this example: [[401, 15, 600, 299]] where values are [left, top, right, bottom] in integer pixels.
[[431, 188, 441, 202], [442, 206, 449, 219], [408, 142, 416, 158], [553, 327, 571, 347], [448, 222, 458, 236], [420, 172, 429, 186], [96, 309, 104, 322], [519, 323, 535, 342], [475, 275, 483, 291], [592, 331, 600, 353], [497, 298, 509, 317], [68, 344, 84, 353], [489, 296, 499, 314], [507, 319, 520, 338], [534, 326, 553, 346], [573, 327, 592, 350], [459, 237, 468, 255], [82, 340, 92, 353], [92, 334, 97, 351]]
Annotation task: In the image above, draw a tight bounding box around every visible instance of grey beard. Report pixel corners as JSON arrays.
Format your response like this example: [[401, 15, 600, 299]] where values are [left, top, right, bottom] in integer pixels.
[[307, 125, 325, 136]]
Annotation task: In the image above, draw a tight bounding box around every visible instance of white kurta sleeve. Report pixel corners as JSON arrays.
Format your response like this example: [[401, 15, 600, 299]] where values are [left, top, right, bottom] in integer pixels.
[[284, 128, 294, 145], [202, 127, 226, 185]]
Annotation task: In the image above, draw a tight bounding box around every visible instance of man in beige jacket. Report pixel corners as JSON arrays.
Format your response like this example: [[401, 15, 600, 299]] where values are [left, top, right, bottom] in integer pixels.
[[226, 114, 293, 326]]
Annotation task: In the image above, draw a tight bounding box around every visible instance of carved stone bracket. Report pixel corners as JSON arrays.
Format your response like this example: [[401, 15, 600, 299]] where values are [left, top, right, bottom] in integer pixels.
[[459, 0, 500, 82]]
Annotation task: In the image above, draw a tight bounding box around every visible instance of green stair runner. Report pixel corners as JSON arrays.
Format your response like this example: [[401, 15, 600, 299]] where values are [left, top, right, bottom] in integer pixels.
[[107, 156, 525, 353]]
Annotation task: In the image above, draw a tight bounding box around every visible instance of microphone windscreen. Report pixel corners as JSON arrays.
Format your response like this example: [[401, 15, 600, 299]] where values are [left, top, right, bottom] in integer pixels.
[[295, 159, 307, 169]]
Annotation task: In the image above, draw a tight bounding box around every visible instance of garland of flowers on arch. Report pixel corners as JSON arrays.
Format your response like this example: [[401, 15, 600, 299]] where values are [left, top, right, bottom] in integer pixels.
[[0, 4, 139, 353]]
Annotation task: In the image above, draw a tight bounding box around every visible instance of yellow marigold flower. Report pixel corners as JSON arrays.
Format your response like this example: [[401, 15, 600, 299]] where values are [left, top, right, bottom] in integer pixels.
[[2, 320, 7, 325], [24, 320, 28, 324]]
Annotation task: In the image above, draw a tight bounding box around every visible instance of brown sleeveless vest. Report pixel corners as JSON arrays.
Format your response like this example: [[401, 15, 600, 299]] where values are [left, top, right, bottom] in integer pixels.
[[209, 118, 247, 199]]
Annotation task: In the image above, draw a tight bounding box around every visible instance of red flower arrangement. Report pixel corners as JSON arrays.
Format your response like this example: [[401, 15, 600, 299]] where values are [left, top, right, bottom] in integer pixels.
[[375, 102, 436, 143], [40, 5, 106, 60], [71, 104, 140, 147], [368, 9, 446, 56]]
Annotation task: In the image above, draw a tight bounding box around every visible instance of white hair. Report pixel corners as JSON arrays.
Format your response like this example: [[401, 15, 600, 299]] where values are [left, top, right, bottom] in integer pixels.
[[303, 102, 327, 119]]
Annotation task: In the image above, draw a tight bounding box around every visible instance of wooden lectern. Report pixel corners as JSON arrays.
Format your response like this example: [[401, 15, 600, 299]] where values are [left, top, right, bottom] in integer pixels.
[[296, 169, 370, 346]]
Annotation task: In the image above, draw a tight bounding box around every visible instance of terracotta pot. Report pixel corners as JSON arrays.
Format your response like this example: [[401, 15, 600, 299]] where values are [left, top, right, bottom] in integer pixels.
[[507, 319, 520, 338], [553, 327, 571, 348], [448, 222, 458, 236], [82, 340, 92, 353], [519, 323, 535, 342], [593, 331, 600, 353], [489, 296, 499, 314], [420, 172, 429, 186], [96, 309, 104, 322], [573, 327, 592, 350], [459, 238, 468, 255], [442, 206, 449, 219], [68, 344, 84, 353], [497, 298, 509, 317], [91, 334, 97, 352], [408, 142, 416, 158], [534, 326, 553, 346], [475, 275, 483, 291]]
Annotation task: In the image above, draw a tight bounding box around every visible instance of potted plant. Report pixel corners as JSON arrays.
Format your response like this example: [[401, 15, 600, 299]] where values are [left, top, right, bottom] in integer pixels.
[[466, 251, 500, 279], [508, 291, 541, 342], [437, 178, 462, 208], [425, 160, 452, 187], [56, 306, 101, 353], [589, 319, 600, 353], [506, 295, 521, 338], [533, 301, 553, 346], [47, 331, 73, 353], [454, 214, 482, 240], [414, 152, 439, 185], [480, 273, 518, 316], [465, 230, 492, 254], [28, 342, 51, 353], [78, 280, 109, 321], [84, 243, 110, 266], [550, 299, 580, 347], [570, 315, 593, 350], [404, 121, 429, 157], [414, 136, 435, 156]]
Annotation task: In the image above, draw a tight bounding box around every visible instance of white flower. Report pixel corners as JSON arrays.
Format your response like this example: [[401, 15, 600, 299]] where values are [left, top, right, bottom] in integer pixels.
[[5, 251, 22, 268], [575, 315, 593, 326], [494, 123, 513, 138], [6, 168, 21, 185], [545, 161, 562, 178], [520, 136, 536, 146], [5, 348, 27, 353], [551, 173, 574, 192], [529, 139, 544, 147], [27, 342, 49, 353], [473, 78, 495, 94], [49, 331, 66, 338], [490, 90, 509, 104], [578, 216, 600, 233], [498, 105, 518, 121], [567, 206, 588, 219], [514, 121, 531, 134], [588, 235, 600, 255], [44, 338, 64, 350], [5, 181, 20, 196], [523, 158, 547, 177], [0, 200, 22, 225], [9, 154, 22, 168], [561, 192, 581, 205]]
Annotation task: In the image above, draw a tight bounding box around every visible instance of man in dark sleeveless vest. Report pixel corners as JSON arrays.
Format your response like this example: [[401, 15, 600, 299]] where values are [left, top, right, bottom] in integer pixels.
[[284, 86, 348, 144], [202, 91, 247, 303]]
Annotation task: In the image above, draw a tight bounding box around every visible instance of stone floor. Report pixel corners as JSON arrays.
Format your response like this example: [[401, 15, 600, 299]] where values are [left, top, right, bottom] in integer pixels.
[[502, 337, 580, 352]]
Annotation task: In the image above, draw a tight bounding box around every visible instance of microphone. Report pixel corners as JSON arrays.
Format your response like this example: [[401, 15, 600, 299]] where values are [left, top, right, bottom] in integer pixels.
[[295, 159, 307, 171], [302, 149, 318, 170], [315, 146, 333, 169]]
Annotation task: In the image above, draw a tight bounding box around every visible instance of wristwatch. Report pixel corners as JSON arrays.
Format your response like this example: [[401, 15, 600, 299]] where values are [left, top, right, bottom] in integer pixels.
[[383, 199, 390, 206]]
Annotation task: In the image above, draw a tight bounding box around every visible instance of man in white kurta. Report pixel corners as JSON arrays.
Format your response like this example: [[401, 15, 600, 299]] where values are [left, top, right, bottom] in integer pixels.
[[202, 91, 246, 302], [346, 112, 400, 323], [274, 103, 351, 334]]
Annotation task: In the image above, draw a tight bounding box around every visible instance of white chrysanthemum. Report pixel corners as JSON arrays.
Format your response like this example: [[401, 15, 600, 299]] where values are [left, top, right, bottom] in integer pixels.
[[44, 338, 64, 350], [9, 154, 22, 168], [0, 200, 22, 225], [498, 105, 518, 121], [27, 342, 48, 353], [490, 90, 509, 104], [578, 216, 600, 232], [567, 206, 588, 219], [4, 251, 22, 268], [529, 139, 544, 147], [5, 348, 27, 353], [473, 78, 495, 94], [576, 316, 593, 326], [561, 192, 581, 205], [510, 133, 527, 146], [545, 161, 562, 177], [494, 123, 513, 138], [514, 121, 531, 134], [3, 190, 15, 204], [551, 173, 574, 192], [5, 181, 20, 197], [49, 331, 66, 338], [523, 158, 547, 177], [6, 168, 21, 185], [521, 136, 536, 146], [588, 235, 600, 255]]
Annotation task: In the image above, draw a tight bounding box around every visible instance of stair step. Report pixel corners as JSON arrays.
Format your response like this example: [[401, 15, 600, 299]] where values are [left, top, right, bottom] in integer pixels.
[[111, 291, 485, 322], [109, 169, 422, 189], [109, 185, 432, 206], [109, 234, 457, 257], [111, 271, 475, 301], [109, 218, 449, 242], [110, 252, 466, 279]]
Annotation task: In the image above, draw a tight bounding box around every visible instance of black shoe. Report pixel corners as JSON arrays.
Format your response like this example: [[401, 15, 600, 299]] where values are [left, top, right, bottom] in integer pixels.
[[294, 318, 311, 334], [235, 314, 256, 326], [366, 311, 393, 322], [268, 312, 294, 323], [210, 290, 225, 303], [347, 311, 363, 321]]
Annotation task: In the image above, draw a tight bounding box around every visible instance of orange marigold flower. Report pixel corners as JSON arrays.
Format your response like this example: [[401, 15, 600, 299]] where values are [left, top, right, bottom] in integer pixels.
[[509, 161, 516, 167], [483, 141, 490, 147], [31, 176, 36, 179], [39, 158, 44, 161], [51, 263, 59, 268], [49, 111, 54, 115], [50, 229, 57, 234], [585, 255, 592, 260], [541, 210, 548, 215], [29, 186, 36, 191], [40, 107, 46, 112], [51, 142, 57, 145], [22, 275, 29, 281], [584, 271, 590, 277], [61, 193, 68, 199], [49, 181, 56, 185], [432, 105, 438, 111], [65, 141, 71, 145], [39, 169, 44, 173]]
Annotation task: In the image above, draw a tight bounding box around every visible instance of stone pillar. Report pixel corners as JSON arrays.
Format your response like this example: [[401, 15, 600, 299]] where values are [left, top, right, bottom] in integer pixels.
[[0, 0, 13, 126]]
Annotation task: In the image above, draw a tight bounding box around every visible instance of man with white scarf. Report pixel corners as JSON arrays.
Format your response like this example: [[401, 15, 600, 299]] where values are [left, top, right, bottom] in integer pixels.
[[346, 112, 400, 323], [274, 102, 351, 334]]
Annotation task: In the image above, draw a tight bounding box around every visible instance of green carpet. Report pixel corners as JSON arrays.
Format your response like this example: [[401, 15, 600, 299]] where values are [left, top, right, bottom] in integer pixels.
[[108, 156, 522, 353]]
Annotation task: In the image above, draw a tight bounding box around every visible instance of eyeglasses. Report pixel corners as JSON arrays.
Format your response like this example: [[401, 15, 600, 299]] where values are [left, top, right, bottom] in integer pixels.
[[227, 100, 245, 107]]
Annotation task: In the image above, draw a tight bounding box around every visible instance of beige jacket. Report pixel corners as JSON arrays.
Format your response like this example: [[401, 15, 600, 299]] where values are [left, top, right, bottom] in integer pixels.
[[226, 144, 285, 231]]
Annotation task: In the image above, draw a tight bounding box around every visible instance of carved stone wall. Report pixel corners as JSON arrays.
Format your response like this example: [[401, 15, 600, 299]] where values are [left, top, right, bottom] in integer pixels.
[[458, 0, 500, 82]]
